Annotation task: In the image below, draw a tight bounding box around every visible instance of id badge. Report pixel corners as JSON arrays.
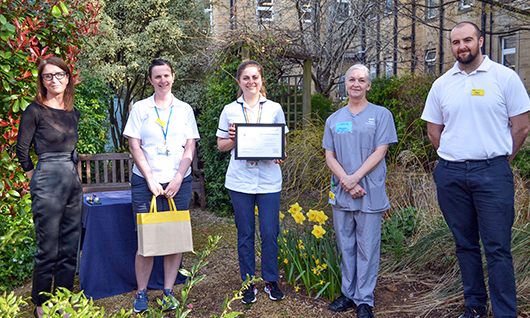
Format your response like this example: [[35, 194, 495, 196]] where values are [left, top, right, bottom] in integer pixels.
[[246, 160, 259, 168], [157, 146, 171, 156], [328, 190, 336, 205]]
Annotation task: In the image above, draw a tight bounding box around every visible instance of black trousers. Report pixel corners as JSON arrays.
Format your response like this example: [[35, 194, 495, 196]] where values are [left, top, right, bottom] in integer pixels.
[[30, 152, 83, 306]]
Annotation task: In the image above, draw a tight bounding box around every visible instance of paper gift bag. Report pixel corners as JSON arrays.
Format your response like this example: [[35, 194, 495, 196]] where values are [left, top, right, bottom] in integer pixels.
[[137, 195, 194, 257]]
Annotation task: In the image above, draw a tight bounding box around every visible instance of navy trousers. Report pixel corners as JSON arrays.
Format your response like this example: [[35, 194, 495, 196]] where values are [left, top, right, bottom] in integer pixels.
[[229, 190, 280, 282], [434, 156, 516, 318], [30, 153, 83, 306]]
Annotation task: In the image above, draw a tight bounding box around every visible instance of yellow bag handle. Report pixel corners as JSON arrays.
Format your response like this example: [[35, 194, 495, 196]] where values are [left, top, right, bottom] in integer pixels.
[[149, 195, 177, 213]]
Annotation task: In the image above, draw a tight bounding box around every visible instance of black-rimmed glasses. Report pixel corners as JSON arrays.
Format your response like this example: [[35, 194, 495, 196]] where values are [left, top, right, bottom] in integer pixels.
[[41, 71, 67, 81]]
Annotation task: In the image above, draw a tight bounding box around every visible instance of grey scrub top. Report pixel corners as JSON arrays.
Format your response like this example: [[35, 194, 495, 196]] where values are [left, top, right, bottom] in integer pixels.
[[322, 103, 397, 213]]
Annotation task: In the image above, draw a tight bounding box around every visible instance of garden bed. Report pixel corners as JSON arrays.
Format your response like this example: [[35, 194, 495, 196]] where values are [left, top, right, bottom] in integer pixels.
[[12, 208, 464, 317]]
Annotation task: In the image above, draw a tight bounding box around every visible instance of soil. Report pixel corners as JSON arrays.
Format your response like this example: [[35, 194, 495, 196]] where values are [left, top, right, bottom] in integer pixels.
[[13, 208, 466, 318]]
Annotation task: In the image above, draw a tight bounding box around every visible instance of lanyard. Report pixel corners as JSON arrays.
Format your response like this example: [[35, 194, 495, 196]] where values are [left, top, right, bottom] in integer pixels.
[[241, 102, 263, 123], [155, 105, 173, 143]]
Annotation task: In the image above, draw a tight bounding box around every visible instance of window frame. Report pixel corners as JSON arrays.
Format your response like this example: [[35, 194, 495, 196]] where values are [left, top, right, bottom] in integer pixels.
[[427, 0, 437, 19], [501, 35, 516, 70], [257, 0, 274, 22], [336, 0, 350, 23]]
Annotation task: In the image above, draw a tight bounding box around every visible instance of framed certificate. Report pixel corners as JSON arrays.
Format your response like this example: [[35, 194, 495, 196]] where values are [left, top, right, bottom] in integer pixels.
[[235, 123, 285, 160]]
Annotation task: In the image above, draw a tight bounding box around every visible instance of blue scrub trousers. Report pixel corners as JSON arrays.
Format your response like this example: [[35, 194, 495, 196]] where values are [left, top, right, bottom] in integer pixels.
[[229, 190, 281, 282], [433, 156, 516, 318]]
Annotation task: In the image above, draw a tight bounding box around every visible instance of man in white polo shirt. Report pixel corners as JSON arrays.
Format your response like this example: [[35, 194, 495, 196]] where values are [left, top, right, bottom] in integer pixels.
[[421, 21, 530, 318]]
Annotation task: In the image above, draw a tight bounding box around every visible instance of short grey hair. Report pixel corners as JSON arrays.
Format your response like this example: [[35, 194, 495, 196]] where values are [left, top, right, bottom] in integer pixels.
[[345, 64, 371, 84]]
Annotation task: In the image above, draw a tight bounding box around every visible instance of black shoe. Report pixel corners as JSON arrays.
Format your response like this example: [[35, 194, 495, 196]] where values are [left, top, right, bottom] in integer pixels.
[[329, 295, 354, 312], [264, 281, 285, 301], [357, 304, 374, 318], [241, 283, 257, 304], [459, 306, 487, 318]]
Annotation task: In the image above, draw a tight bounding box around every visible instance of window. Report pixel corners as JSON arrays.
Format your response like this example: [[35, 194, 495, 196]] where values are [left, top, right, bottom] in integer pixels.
[[460, 0, 472, 9], [204, 0, 213, 27], [337, 75, 346, 100], [427, 0, 437, 19], [385, 0, 393, 14], [257, 0, 273, 22], [425, 50, 436, 74], [369, 62, 377, 79], [385, 59, 393, 77], [501, 35, 516, 70], [336, 0, 350, 23], [299, 0, 312, 23]]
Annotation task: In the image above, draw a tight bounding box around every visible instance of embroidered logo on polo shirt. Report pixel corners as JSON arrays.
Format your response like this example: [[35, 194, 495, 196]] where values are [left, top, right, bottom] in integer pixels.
[[471, 89, 484, 96], [366, 118, 376, 125]]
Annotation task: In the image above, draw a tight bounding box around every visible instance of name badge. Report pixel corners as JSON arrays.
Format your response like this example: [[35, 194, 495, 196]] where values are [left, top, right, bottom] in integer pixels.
[[335, 121, 352, 133], [156, 118, 166, 127], [471, 89, 484, 96], [246, 161, 259, 168], [328, 191, 336, 205]]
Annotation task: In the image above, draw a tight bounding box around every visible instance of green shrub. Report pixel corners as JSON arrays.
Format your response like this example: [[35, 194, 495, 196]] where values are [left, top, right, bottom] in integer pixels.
[[367, 74, 436, 169], [310, 93, 340, 123], [0, 210, 35, 291], [381, 207, 419, 263], [76, 73, 113, 154]]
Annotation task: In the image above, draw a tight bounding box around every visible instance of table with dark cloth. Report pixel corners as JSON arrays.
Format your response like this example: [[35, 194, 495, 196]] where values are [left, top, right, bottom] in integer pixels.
[[79, 190, 186, 299]]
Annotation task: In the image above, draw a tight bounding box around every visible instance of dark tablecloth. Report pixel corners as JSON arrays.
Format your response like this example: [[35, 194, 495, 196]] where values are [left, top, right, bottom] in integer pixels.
[[79, 190, 186, 299]]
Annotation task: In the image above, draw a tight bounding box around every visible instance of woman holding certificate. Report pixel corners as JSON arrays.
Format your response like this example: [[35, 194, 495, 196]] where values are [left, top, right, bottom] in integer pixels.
[[123, 59, 200, 313], [217, 60, 288, 305]]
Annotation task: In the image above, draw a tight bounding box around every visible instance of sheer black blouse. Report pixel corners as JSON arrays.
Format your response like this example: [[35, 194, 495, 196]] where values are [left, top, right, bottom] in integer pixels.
[[16, 102, 80, 172]]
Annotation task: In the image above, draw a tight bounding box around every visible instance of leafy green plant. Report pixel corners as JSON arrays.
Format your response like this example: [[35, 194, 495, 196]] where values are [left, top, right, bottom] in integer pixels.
[[0, 210, 35, 291], [381, 207, 418, 263], [75, 72, 112, 154], [278, 203, 341, 301], [0, 291, 27, 317], [367, 73, 436, 168]]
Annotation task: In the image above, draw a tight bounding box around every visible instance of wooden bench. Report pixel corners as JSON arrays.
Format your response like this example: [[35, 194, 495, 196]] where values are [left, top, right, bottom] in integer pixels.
[[78, 152, 206, 210]]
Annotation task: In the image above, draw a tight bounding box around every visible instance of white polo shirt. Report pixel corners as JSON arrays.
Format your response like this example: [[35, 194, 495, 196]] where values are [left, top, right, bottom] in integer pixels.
[[422, 56, 530, 161], [123, 94, 200, 183], [217, 95, 289, 194]]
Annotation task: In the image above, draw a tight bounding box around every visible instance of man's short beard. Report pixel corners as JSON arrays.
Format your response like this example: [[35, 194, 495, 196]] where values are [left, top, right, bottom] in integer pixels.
[[457, 51, 478, 64]]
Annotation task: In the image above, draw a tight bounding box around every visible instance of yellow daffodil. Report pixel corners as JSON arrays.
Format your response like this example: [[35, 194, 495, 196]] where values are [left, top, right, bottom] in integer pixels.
[[312, 225, 326, 239], [289, 202, 302, 215], [254, 206, 259, 215], [294, 286, 300, 292], [279, 211, 285, 222], [315, 211, 329, 224], [320, 280, 324, 285], [317, 265, 322, 270], [322, 264, 328, 269], [312, 268, 318, 275], [293, 212, 306, 224], [283, 258, 289, 264], [307, 209, 318, 222], [315, 259, 319, 265]]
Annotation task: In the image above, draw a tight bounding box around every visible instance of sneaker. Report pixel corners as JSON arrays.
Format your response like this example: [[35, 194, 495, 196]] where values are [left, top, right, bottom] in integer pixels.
[[162, 289, 177, 311], [134, 289, 148, 313], [356, 304, 374, 318], [459, 306, 487, 318], [241, 283, 257, 304], [264, 281, 285, 301]]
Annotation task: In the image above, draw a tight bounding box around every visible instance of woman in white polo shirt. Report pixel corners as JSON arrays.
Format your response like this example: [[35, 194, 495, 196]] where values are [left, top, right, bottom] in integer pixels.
[[217, 60, 288, 305], [123, 59, 200, 313]]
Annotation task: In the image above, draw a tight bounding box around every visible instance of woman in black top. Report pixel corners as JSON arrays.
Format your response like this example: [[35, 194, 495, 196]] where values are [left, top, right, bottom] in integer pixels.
[[16, 57, 83, 318]]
